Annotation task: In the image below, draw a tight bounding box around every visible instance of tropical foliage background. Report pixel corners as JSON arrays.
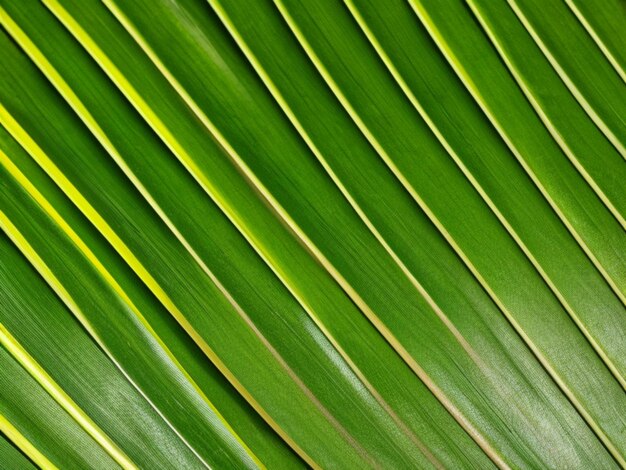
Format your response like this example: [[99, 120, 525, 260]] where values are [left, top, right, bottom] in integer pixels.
[[0, 0, 625, 468]]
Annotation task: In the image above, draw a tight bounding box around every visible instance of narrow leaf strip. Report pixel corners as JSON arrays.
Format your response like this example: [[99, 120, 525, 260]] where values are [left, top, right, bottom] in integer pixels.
[[465, 0, 626, 231], [201, 4, 477, 468], [3, 4, 481, 468], [506, 0, 626, 159], [0, 323, 135, 470], [206, 0, 481, 397], [565, 0, 626, 83], [407, 0, 626, 308], [404, 0, 626, 319], [0, 415, 57, 470], [0, 9, 420, 466], [35, 3, 476, 465], [3, 9, 420, 467], [563, 0, 626, 85], [0, 21, 276, 461], [273, 1, 626, 466], [89, 2, 509, 466], [344, 0, 626, 390], [203, 1, 616, 468], [0, 431, 37, 470], [0, 132, 259, 469], [0, 106, 315, 469]]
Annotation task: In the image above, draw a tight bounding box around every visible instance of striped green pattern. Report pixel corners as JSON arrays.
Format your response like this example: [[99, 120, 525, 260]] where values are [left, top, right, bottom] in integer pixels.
[[1, 0, 625, 468]]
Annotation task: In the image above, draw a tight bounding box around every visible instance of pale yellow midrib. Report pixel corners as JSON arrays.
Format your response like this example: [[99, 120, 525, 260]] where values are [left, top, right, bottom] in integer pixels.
[[3, 4, 338, 466], [39, 1, 388, 465], [0, 10, 260, 467], [0, 413, 59, 470], [46, 0, 443, 466], [19, 0, 620, 466], [97, 0, 497, 466], [277, 0, 626, 467], [0, 144, 265, 470], [347, 0, 626, 394], [204, 2, 446, 468], [404, 0, 626, 392], [506, 0, 626, 161], [0, 319, 135, 470], [407, 2, 626, 467], [562, 0, 626, 86], [271, 2, 514, 468], [464, 0, 626, 304]]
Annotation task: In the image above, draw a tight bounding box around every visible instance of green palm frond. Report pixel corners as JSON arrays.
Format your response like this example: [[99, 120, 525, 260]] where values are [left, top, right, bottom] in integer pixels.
[[0, 0, 625, 468]]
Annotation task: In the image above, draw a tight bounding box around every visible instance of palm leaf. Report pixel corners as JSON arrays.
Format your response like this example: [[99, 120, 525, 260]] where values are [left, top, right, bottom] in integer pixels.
[[0, 431, 37, 470], [1, 0, 624, 468]]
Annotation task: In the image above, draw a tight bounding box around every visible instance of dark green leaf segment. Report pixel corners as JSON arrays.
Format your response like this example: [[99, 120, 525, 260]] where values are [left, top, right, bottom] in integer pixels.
[[0, 0, 624, 468]]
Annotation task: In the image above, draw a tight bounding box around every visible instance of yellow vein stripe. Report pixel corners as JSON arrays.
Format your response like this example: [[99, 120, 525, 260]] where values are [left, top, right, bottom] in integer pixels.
[[464, 0, 626, 304], [3, 9, 360, 467], [209, 0, 483, 373], [405, 2, 626, 466], [0, 112, 233, 470], [466, 0, 626, 232], [204, 2, 442, 467], [205, 2, 482, 468], [505, 0, 626, 161], [405, 0, 626, 387], [41, 0, 480, 464], [563, 0, 626, 85], [0, 322, 136, 470], [347, 0, 626, 391], [274, 1, 626, 467], [270, 2, 512, 468], [92, 1, 496, 466], [347, 0, 626, 336], [0, 148, 258, 470], [205, 5, 449, 469], [1, 8, 359, 467], [0, 109, 314, 469], [343, 10, 622, 427], [0, 414, 58, 470], [30, 5, 384, 465], [99, 2, 436, 465], [0, 13, 262, 466]]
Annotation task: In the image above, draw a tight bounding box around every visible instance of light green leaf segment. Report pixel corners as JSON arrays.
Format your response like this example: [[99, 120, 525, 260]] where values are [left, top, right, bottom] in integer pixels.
[[0, 0, 624, 468]]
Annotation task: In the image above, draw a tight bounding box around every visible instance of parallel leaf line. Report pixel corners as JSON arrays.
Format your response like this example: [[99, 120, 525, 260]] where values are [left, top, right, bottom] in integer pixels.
[[0, 312, 135, 469], [1, 174, 217, 468], [0, 143, 255, 470], [505, 0, 626, 160], [347, 0, 626, 390], [275, 1, 626, 468], [0, 11, 278, 467], [466, 0, 626, 232], [13, 4, 383, 466], [204, 2, 488, 467], [465, 0, 626, 302], [0, 91, 319, 469], [40, 3, 431, 466], [103, 6, 432, 466], [209, 0, 483, 374], [0, 413, 58, 470], [93, 0, 502, 466], [0, 111, 234, 470], [410, 0, 626, 373], [563, 0, 626, 85], [406, 2, 626, 466], [55, 0, 487, 464], [271, 1, 522, 468]]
